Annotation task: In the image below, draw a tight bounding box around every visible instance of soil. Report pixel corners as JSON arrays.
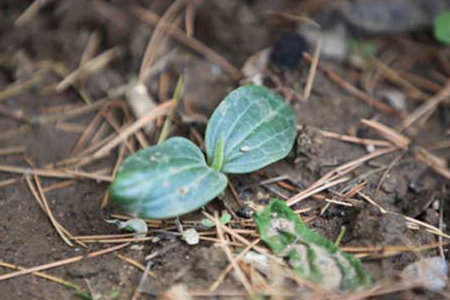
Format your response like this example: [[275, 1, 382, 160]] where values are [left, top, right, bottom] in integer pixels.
[[1, 1, 449, 299]]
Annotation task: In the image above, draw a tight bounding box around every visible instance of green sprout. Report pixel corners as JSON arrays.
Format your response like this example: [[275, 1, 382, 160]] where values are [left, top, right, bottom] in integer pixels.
[[109, 85, 297, 219]]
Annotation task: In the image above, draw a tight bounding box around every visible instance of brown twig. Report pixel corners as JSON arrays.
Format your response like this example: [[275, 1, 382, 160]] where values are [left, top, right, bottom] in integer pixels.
[[14, 0, 48, 26], [303, 36, 322, 101], [288, 146, 397, 207], [303, 52, 401, 116], [397, 80, 450, 132], [56, 121, 86, 133], [357, 191, 387, 214], [212, 213, 253, 294], [0, 178, 20, 188], [0, 243, 130, 281], [426, 139, 450, 151], [32, 175, 74, 247], [130, 261, 153, 300], [71, 105, 109, 155], [398, 70, 443, 94], [0, 260, 80, 290], [360, 119, 450, 180], [132, 5, 242, 81], [413, 147, 450, 181], [56, 47, 122, 92], [0, 146, 26, 156], [341, 241, 446, 254], [209, 239, 260, 292], [287, 177, 350, 207], [139, 0, 185, 83], [202, 212, 282, 264], [101, 144, 126, 208], [42, 179, 76, 193], [371, 57, 428, 100], [320, 130, 392, 147], [361, 119, 410, 149], [185, 1, 197, 37], [374, 152, 404, 200], [0, 164, 113, 182], [0, 71, 46, 102], [116, 253, 156, 278], [0, 125, 29, 141], [32, 95, 112, 124], [101, 109, 135, 153], [93, 99, 174, 158]]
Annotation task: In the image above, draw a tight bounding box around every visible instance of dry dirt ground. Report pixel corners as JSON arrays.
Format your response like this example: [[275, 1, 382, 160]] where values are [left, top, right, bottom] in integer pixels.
[[1, 1, 450, 299]]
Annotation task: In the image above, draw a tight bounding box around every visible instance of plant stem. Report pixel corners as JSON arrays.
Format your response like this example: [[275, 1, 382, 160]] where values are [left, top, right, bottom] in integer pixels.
[[210, 133, 225, 171], [157, 75, 184, 145]]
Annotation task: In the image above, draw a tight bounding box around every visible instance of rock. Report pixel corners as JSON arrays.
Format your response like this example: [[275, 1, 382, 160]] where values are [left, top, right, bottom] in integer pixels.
[[298, 23, 348, 61], [126, 81, 157, 133], [377, 89, 407, 111], [402, 190, 435, 218], [269, 35, 309, 69], [339, 0, 450, 34], [241, 47, 270, 85], [401, 257, 448, 292]]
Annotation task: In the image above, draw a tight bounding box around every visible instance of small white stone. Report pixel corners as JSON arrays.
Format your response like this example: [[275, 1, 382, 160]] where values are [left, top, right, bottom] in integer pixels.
[[182, 228, 199, 245], [433, 199, 440, 210]]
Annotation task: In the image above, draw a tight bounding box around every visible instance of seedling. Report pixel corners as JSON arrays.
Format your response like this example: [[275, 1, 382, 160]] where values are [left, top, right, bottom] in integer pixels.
[[109, 85, 297, 219]]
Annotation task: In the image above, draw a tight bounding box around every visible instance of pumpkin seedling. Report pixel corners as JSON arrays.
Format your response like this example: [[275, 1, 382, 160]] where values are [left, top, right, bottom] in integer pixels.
[[109, 84, 297, 219]]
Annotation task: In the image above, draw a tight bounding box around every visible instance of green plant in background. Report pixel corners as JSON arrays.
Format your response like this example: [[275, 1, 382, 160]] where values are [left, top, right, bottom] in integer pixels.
[[348, 39, 377, 58], [109, 85, 297, 219], [434, 10, 450, 44], [254, 199, 372, 292]]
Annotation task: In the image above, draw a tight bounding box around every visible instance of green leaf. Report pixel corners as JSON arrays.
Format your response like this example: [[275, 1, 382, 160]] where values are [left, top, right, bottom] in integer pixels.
[[435, 11, 450, 44], [110, 137, 227, 219], [219, 212, 232, 224], [254, 199, 372, 292], [348, 39, 377, 57], [205, 85, 297, 174], [201, 212, 232, 228], [73, 291, 93, 300]]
